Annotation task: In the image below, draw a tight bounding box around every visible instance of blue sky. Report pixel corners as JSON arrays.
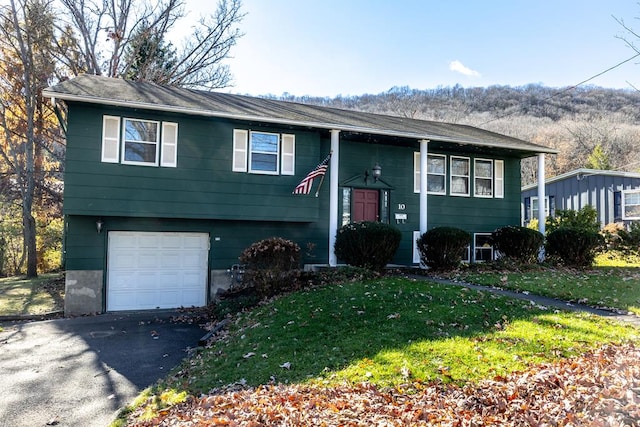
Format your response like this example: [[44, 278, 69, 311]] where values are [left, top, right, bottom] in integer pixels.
[[183, 0, 640, 97]]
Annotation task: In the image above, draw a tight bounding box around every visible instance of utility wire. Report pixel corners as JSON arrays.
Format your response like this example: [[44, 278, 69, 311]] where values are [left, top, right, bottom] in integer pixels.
[[479, 53, 640, 126]]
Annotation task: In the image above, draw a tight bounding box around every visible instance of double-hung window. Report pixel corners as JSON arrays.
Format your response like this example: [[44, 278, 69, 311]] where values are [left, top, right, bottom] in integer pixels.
[[123, 119, 160, 165], [450, 156, 470, 196], [474, 233, 494, 262], [623, 190, 640, 220], [233, 129, 295, 175], [474, 159, 493, 197], [413, 153, 446, 194], [101, 115, 178, 167]]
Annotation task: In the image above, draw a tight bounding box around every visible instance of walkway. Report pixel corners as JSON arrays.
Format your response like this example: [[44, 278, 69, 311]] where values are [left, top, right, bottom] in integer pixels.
[[408, 274, 640, 329]]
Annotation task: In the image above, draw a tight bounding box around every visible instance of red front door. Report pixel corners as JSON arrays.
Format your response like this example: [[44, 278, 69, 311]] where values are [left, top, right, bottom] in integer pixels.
[[353, 189, 379, 222]]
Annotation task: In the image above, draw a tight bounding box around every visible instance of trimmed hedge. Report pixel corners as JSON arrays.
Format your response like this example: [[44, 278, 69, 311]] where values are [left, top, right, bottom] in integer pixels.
[[417, 227, 470, 270], [545, 227, 604, 267], [491, 226, 543, 263], [334, 221, 402, 271]]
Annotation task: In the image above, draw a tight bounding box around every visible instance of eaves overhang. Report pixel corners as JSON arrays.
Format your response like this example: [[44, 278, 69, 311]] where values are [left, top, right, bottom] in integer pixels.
[[43, 86, 559, 157]]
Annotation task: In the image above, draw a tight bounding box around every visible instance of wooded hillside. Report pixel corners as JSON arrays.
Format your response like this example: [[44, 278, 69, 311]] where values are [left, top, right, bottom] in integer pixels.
[[277, 84, 640, 186]]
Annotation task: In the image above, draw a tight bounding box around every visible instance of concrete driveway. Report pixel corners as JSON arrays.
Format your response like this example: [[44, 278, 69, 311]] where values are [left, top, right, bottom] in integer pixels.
[[0, 311, 206, 427]]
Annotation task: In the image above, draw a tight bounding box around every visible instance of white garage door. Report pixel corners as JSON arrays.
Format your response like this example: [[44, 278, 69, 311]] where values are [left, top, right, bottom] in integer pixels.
[[107, 231, 209, 311]]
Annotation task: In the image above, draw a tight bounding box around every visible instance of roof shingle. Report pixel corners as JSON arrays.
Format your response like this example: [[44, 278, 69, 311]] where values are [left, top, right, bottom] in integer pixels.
[[43, 75, 557, 155]]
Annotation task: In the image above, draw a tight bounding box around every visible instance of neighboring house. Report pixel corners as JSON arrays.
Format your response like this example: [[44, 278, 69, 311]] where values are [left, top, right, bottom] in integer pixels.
[[522, 168, 640, 227], [44, 75, 556, 315]]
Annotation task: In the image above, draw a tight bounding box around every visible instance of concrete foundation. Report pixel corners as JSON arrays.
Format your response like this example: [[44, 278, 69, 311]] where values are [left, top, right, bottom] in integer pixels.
[[210, 269, 234, 300], [65, 270, 104, 316]]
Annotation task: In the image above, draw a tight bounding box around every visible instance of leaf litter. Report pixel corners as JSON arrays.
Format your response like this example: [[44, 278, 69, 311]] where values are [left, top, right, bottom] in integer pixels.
[[128, 343, 640, 426]]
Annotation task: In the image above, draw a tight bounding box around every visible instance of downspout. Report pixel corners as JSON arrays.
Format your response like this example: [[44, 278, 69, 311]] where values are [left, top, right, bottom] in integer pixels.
[[537, 153, 546, 262], [537, 153, 546, 235], [419, 139, 429, 235], [329, 129, 340, 266], [50, 97, 67, 136]]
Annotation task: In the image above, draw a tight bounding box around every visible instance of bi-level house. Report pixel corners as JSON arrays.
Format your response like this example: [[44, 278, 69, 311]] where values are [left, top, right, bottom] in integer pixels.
[[44, 75, 556, 315]]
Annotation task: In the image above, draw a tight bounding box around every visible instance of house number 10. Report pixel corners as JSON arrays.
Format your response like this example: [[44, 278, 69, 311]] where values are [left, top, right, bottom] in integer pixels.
[[397, 204, 406, 210]]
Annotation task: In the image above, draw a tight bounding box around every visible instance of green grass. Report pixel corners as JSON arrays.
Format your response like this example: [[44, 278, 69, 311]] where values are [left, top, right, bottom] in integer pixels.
[[457, 266, 640, 315], [595, 250, 640, 267], [163, 278, 638, 394], [0, 273, 64, 316]]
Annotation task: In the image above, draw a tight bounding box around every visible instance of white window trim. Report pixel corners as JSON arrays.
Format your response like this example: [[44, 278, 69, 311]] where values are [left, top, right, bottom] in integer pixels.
[[450, 156, 470, 197], [102, 115, 177, 167], [622, 189, 640, 220], [414, 152, 447, 194], [249, 131, 280, 175], [529, 196, 550, 221], [121, 118, 161, 167], [473, 232, 494, 263], [495, 160, 504, 198], [427, 153, 446, 195], [233, 129, 296, 176], [473, 158, 494, 198]]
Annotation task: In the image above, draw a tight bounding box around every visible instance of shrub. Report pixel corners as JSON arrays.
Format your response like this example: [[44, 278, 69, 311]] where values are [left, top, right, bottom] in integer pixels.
[[239, 237, 301, 298], [416, 227, 470, 270], [546, 205, 599, 234], [617, 221, 640, 252], [601, 222, 626, 251], [334, 221, 402, 271], [545, 227, 604, 267], [491, 226, 543, 263]]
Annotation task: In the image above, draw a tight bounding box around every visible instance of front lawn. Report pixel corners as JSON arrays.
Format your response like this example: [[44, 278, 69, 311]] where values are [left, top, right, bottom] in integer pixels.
[[120, 276, 639, 425], [0, 273, 64, 316], [456, 266, 640, 315]]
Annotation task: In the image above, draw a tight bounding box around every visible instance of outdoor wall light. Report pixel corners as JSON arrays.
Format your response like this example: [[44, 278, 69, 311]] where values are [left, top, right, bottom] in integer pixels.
[[372, 163, 382, 181], [364, 163, 382, 184], [96, 218, 104, 234]]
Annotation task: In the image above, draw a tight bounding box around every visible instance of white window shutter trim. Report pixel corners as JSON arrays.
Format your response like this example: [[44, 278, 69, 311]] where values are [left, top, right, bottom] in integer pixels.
[[161, 122, 178, 167], [233, 129, 248, 172], [281, 134, 295, 175], [102, 116, 120, 163]]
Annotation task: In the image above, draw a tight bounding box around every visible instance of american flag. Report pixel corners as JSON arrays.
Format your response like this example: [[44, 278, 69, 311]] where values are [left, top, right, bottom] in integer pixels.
[[292, 153, 331, 195]]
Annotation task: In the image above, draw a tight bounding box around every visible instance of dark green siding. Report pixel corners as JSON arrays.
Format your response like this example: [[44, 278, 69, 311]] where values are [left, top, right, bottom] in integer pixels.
[[64, 103, 323, 221], [64, 102, 524, 269], [65, 215, 329, 271], [335, 142, 522, 264]]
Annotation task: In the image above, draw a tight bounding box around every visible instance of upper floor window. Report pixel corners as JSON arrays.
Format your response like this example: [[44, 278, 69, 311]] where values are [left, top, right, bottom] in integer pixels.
[[233, 129, 295, 175], [450, 156, 470, 196], [101, 115, 177, 167], [474, 159, 493, 197], [123, 119, 159, 165], [413, 153, 446, 194]]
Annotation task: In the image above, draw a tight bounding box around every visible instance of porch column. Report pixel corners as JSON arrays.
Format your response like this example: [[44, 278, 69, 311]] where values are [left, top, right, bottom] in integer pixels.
[[329, 129, 340, 267], [419, 139, 429, 235], [537, 153, 546, 235]]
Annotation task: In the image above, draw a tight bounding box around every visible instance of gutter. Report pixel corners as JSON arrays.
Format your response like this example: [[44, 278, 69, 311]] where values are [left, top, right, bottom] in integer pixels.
[[42, 89, 559, 156]]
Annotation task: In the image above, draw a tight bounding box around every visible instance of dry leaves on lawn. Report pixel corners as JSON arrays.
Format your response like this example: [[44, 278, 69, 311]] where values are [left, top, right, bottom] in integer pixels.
[[130, 343, 640, 426]]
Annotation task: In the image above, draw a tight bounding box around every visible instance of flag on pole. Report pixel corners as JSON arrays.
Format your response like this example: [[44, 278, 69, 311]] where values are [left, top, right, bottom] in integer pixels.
[[292, 153, 331, 195]]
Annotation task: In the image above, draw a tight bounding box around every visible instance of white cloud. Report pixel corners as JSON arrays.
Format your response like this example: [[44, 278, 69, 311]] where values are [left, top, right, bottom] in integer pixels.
[[449, 60, 481, 77]]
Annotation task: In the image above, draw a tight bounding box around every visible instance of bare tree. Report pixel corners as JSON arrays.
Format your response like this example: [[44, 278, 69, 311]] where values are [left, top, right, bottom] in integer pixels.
[[57, 0, 244, 89], [0, 0, 59, 277]]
